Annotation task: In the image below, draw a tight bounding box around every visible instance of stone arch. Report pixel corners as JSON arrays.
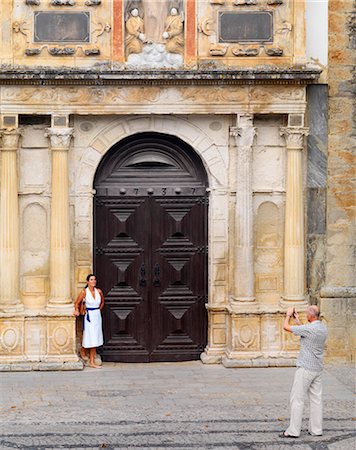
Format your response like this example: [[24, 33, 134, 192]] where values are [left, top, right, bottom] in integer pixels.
[[79, 116, 227, 193]]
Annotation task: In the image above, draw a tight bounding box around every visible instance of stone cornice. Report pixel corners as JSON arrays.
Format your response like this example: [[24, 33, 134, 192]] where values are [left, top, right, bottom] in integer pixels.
[[0, 68, 321, 86]]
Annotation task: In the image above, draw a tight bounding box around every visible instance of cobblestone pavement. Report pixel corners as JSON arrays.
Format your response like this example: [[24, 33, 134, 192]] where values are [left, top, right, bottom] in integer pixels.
[[0, 362, 354, 449]]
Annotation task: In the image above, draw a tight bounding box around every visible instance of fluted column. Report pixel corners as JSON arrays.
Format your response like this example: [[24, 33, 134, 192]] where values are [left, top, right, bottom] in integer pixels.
[[280, 126, 309, 303], [0, 128, 23, 312], [230, 114, 256, 302], [46, 127, 74, 310]]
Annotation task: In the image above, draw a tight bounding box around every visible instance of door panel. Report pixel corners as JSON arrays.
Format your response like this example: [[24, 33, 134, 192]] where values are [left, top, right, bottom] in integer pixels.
[[95, 196, 207, 362]]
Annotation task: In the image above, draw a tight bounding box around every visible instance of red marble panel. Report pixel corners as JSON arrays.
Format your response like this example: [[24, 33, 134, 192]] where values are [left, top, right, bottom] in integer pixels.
[[113, 0, 124, 62], [185, 0, 197, 65]]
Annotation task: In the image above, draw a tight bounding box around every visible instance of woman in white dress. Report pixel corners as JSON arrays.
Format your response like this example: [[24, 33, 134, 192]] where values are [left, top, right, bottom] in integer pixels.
[[74, 274, 104, 368]]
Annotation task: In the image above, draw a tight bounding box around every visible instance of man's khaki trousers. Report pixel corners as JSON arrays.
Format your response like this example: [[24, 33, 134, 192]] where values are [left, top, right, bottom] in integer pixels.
[[286, 367, 323, 437]]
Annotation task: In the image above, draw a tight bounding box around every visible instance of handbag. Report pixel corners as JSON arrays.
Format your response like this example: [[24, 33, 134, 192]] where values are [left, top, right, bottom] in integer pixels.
[[79, 299, 86, 315]]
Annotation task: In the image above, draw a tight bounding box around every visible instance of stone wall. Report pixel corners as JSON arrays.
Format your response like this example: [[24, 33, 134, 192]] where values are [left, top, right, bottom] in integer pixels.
[[320, 0, 356, 362]]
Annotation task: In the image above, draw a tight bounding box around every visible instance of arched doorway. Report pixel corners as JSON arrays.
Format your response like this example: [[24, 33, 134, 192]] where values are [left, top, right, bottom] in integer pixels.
[[94, 132, 208, 362]]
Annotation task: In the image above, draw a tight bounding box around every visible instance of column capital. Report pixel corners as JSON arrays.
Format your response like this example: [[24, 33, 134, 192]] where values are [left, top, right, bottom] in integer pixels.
[[45, 127, 74, 151], [280, 127, 309, 150], [230, 126, 256, 149], [0, 128, 22, 151]]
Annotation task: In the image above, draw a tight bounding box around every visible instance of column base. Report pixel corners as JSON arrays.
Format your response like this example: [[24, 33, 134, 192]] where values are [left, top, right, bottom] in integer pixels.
[[200, 348, 223, 364], [46, 301, 74, 315], [0, 302, 24, 314], [279, 296, 308, 308], [230, 296, 255, 303]]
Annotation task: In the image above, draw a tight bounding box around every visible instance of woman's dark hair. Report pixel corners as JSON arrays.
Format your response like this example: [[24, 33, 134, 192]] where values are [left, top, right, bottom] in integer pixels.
[[85, 273, 96, 288]]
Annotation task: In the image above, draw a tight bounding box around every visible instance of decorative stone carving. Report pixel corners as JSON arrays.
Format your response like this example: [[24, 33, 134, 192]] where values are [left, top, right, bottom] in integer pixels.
[[85, 0, 101, 5], [280, 127, 309, 149], [265, 47, 284, 56], [210, 0, 224, 4], [48, 321, 75, 355], [232, 47, 259, 57], [234, 0, 256, 4], [199, 18, 215, 36], [48, 47, 75, 56], [267, 0, 283, 4], [25, 0, 40, 5], [0, 324, 23, 354], [162, 7, 184, 55], [84, 48, 101, 56], [209, 44, 227, 56], [51, 0, 75, 5], [25, 48, 41, 56], [12, 21, 29, 42], [45, 127, 74, 149]]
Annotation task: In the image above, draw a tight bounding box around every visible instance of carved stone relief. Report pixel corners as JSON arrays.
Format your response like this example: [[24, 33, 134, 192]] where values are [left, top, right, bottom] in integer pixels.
[[17, 2, 110, 58], [125, 0, 184, 68], [0, 322, 23, 355], [51, 0, 75, 6], [198, 0, 291, 60]]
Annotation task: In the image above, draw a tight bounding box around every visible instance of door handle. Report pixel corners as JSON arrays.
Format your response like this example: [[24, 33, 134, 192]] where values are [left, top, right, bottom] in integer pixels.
[[139, 263, 146, 287], [153, 263, 161, 287]]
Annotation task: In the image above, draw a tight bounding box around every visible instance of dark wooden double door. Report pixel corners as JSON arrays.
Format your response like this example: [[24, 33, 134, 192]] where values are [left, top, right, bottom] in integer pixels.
[[94, 133, 208, 362]]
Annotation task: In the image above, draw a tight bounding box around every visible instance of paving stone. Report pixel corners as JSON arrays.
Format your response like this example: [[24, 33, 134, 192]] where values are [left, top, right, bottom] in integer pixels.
[[0, 362, 354, 449]]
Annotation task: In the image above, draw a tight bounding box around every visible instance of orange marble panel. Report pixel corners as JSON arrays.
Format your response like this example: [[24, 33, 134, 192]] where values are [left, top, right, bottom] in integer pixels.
[[185, 0, 197, 65], [113, 0, 124, 62]]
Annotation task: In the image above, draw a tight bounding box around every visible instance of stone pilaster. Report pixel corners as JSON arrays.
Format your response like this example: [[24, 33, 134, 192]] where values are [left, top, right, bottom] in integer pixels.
[[230, 114, 256, 303], [280, 126, 309, 304], [46, 127, 74, 311], [0, 128, 23, 313]]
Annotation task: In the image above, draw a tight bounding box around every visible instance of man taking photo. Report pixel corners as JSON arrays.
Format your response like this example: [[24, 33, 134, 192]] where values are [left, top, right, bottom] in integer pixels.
[[280, 305, 328, 438]]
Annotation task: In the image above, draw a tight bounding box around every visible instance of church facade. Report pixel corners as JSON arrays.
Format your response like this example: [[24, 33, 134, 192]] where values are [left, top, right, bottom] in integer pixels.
[[0, 0, 354, 369]]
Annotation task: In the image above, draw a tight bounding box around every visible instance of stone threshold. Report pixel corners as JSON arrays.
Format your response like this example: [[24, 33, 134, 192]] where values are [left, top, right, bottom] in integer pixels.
[[221, 357, 297, 368], [0, 361, 84, 372]]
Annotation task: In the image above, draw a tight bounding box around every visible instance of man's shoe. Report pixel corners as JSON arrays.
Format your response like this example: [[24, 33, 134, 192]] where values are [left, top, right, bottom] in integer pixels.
[[308, 432, 323, 436], [279, 432, 298, 438]]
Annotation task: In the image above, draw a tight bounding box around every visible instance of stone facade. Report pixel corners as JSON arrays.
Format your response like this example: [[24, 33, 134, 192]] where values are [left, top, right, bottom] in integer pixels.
[[0, 0, 354, 369]]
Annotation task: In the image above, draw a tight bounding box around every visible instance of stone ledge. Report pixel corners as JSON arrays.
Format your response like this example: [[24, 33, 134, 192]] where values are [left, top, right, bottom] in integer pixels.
[[0, 361, 84, 372], [221, 357, 296, 368], [0, 67, 321, 86], [320, 286, 356, 298]]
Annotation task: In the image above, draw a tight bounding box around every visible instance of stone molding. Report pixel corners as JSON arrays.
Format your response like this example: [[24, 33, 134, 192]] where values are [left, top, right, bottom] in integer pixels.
[[0, 69, 321, 86]]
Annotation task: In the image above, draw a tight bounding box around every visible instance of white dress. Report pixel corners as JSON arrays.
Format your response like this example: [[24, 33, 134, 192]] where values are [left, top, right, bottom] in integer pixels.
[[82, 287, 104, 348]]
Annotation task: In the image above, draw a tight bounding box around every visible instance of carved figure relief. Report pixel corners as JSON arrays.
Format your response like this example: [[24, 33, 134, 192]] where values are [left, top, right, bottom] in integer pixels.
[[125, 7, 146, 56], [163, 7, 184, 55], [125, 0, 184, 68]]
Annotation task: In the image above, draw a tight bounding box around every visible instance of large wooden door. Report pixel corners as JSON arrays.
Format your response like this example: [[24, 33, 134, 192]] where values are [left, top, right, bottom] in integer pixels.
[[94, 133, 208, 362]]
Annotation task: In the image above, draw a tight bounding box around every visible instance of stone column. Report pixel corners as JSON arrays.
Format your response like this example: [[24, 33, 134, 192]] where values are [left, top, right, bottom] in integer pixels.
[[46, 127, 74, 311], [280, 126, 309, 303], [0, 129, 23, 313], [230, 114, 256, 302]]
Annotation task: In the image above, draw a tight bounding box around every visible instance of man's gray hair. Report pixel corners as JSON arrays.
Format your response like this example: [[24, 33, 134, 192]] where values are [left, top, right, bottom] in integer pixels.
[[307, 305, 320, 318]]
